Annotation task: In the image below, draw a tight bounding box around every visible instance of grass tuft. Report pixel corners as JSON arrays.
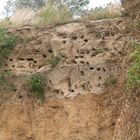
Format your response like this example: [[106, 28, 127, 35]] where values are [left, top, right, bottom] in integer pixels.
[[104, 75, 117, 87], [48, 56, 61, 68], [0, 71, 16, 92], [27, 74, 46, 102], [38, 4, 72, 25]]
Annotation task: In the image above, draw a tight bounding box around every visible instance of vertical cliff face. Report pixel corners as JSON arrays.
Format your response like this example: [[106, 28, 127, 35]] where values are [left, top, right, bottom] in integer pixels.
[[0, 1, 139, 139], [6, 19, 129, 98], [0, 16, 140, 140]]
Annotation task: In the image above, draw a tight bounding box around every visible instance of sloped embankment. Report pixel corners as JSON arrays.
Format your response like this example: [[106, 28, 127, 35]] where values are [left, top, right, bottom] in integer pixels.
[[0, 18, 138, 140]]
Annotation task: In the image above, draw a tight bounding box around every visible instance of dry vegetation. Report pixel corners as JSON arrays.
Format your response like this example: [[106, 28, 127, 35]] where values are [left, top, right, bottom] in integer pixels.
[[0, 2, 122, 28], [82, 3, 122, 20], [38, 4, 73, 25]]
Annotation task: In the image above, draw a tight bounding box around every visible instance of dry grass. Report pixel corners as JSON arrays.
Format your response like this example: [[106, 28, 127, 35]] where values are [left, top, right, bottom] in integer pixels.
[[0, 6, 73, 28], [38, 4, 73, 26], [82, 3, 122, 20]]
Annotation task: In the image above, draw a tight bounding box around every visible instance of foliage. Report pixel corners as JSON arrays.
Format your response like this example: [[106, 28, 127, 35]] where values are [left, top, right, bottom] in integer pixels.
[[63, 0, 89, 16], [14, 0, 89, 16], [40, 0, 89, 16], [104, 75, 117, 87], [135, 20, 140, 30], [27, 74, 46, 101], [0, 71, 16, 92], [15, 0, 46, 10], [0, 28, 17, 66], [127, 41, 140, 92], [39, 2, 72, 25], [48, 56, 61, 68]]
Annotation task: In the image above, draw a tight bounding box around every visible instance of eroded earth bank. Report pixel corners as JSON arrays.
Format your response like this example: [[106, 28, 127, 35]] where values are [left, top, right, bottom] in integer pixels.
[[0, 9, 140, 140]]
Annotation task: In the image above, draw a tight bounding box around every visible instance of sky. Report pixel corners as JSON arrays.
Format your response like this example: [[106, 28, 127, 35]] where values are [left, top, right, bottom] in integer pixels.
[[0, 0, 120, 19]]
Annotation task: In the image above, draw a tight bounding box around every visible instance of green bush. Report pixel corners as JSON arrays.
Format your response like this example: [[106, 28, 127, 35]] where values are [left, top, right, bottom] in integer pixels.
[[0, 28, 16, 66], [136, 20, 140, 30], [27, 74, 46, 101], [39, 3, 72, 25], [127, 41, 140, 92], [0, 71, 16, 92], [48, 56, 61, 68]]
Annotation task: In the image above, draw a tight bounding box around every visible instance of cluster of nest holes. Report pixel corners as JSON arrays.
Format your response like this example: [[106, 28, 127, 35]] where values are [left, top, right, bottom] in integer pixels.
[[68, 89, 75, 93], [111, 46, 126, 57], [94, 30, 116, 39], [58, 33, 117, 65], [33, 47, 53, 55], [78, 61, 107, 71], [90, 67, 106, 72], [61, 54, 68, 59], [61, 33, 89, 46], [75, 73, 104, 91], [53, 75, 105, 96], [81, 80, 103, 90], [8, 47, 54, 68], [8, 58, 38, 68], [59, 33, 77, 45], [80, 67, 106, 77], [55, 81, 103, 95], [74, 47, 109, 60], [79, 81, 96, 91]]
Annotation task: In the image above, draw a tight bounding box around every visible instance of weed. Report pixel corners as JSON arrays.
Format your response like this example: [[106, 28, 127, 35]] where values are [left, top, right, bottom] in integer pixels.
[[136, 20, 140, 30], [27, 74, 46, 102], [95, 31, 101, 38], [48, 56, 61, 68], [96, 48, 105, 54], [104, 75, 117, 87], [0, 71, 16, 92], [126, 41, 140, 92]]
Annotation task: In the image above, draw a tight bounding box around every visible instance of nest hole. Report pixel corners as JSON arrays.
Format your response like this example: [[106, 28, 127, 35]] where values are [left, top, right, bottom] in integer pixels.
[[63, 40, 67, 44], [97, 68, 101, 71], [80, 71, 84, 76], [84, 39, 88, 42], [27, 58, 34, 61], [43, 54, 47, 58], [99, 76, 102, 80], [80, 61, 85, 64], [48, 49, 53, 53], [9, 59, 13, 61], [90, 67, 94, 70]]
